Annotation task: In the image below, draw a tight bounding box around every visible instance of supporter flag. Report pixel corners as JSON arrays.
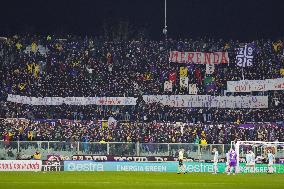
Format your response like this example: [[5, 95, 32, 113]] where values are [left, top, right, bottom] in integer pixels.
[[204, 76, 214, 85], [206, 64, 215, 74], [55, 43, 63, 51], [108, 117, 117, 129], [272, 40, 283, 53], [26, 63, 33, 74], [107, 52, 112, 64], [280, 69, 284, 76], [34, 64, 40, 78], [188, 84, 198, 94], [169, 72, 177, 84], [15, 42, 22, 50], [18, 83, 26, 91], [72, 60, 80, 67], [31, 42, 37, 53], [187, 64, 195, 74], [194, 68, 202, 83], [236, 42, 255, 67], [144, 72, 151, 80], [164, 81, 173, 92], [180, 77, 188, 89], [99, 120, 108, 129], [224, 43, 230, 50], [204, 76, 216, 92], [180, 67, 188, 77]]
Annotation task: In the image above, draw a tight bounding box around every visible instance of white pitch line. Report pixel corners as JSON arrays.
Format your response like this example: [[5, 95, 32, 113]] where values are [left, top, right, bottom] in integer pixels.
[[0, 181, 231, 185]]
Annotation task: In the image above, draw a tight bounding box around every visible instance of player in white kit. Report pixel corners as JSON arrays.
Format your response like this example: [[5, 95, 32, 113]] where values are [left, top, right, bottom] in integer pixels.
[[212, 148, 219, 174], [267, 150, 275, 174], [245, 150, 252, 172], [249, 150, 255, 173], [225, 151, 230, 174], [177, 149, 186, 174]]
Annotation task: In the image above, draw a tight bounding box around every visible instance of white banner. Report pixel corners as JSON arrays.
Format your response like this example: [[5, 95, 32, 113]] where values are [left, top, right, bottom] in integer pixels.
[[7, 95, 137, 106], [0, 160, 42, 171], [24, 45, 49, 56], [169, 51, 229, 64], [206, 64, 215, 74], [142, 95, 268, 108], [7, 94, 269, 108], [236, 43, 254, 67], [180, 77, 188, 89], [227, 78, 284, 92], [188, 84, 198, 94], [164, 81, 173, 92]]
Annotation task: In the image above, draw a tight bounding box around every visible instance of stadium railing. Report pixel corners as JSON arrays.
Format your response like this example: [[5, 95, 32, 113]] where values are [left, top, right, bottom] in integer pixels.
[[0, 140, 231, 160], [1, 141, 282, 161]]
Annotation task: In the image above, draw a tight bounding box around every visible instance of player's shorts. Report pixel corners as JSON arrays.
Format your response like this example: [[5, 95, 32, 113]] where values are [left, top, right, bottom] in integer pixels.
[[213, 161, 218, 166], [179, 159, 183, 166], [268, 161, 273, 166], [229, 161, 236, 167], [226, 162, 229, 166]]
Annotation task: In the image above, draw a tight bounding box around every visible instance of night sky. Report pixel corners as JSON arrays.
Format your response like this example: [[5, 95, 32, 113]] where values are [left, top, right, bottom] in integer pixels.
[[0, 0, 283, 41]]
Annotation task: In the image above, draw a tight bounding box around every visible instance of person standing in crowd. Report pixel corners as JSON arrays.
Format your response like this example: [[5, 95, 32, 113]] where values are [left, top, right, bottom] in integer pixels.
[[32, 151, 41, 160]]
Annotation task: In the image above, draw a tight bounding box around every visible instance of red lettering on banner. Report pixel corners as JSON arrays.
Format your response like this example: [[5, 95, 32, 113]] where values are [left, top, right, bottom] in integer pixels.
[[108, 99, 113, 105], [169, 51, 173, 61], [204, 53, 211, 64], [221, 52, 228, 64], [170, 51, 229, 64], [187, 53, 194, 63], [98, 98, 104, 104], [275, 83, 284, 89], [213, 53, 219, 64], [180, 52, 185, 63], [170, 51, 179, 62], [196, 53, 202, 64]]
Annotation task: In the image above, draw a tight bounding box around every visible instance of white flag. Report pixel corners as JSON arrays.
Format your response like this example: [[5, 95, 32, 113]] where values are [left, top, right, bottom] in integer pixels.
[[206, 64, 215, 74], [188, 84, 198, 94], [236, 43, 254, 67], [164, 81, 173, 92], [180, 77, 189, 89]]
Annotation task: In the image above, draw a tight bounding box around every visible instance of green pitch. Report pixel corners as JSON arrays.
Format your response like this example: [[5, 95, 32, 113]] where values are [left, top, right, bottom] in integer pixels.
[[0, 172, 284, 189]]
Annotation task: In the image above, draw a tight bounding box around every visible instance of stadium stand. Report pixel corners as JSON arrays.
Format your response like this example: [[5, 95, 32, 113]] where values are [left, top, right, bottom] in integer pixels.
[[0, 35, 284, 144]]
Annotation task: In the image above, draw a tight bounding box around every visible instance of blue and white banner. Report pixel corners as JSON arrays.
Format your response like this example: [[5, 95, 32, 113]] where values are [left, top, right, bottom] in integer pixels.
[[227, 78, 284, 92], [143, 95, 268, 108], [236, 43, 255, 67], [7, 94, 137, 106], [63, 161, 283, 173]]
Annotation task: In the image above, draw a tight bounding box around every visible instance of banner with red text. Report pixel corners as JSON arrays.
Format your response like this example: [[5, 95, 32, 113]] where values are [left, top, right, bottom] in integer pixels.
[[169, 51, 229, 64], [143, 95, 268, 108], [227, 78, 284, 92], [7, 95, 137, 106], [0, 160, 42, 171]]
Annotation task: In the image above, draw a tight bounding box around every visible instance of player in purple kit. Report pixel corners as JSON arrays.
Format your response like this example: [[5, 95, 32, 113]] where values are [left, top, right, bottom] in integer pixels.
[[228, 148, 237, 175]]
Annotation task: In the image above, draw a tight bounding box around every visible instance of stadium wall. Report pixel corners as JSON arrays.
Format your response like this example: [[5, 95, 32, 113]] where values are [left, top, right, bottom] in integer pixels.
[[1, 160, 283, 173]]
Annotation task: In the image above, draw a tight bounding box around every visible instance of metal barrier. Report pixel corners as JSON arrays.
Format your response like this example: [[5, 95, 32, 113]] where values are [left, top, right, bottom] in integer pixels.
[[0, 141, 283, 160]]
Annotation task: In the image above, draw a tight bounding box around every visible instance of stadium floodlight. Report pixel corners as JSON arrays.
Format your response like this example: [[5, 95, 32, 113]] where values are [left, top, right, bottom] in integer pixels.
[[163, 0, 168, 37], [234, 141, 284, 172]]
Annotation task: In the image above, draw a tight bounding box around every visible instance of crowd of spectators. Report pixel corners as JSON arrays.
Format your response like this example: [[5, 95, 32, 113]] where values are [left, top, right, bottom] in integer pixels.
[[1, 118, 284, 144], [0, 35, 284, 143]]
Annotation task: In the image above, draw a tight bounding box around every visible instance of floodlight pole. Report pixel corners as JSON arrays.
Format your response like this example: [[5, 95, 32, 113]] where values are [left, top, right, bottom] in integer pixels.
[[163, 0, 168, 39]]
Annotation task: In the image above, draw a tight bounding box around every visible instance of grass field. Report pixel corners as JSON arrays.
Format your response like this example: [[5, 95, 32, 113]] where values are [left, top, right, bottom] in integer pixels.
[[0, 172, 284, 189]]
